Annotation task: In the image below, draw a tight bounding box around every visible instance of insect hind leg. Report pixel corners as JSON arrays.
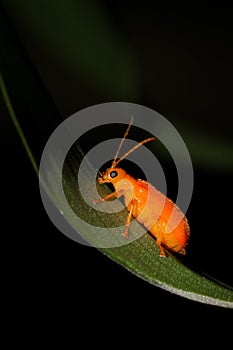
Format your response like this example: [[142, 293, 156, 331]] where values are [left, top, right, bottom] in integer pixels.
[[156, 239, 167, 257]]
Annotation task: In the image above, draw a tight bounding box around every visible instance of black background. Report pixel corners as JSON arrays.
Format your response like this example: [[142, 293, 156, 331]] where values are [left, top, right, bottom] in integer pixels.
[[2, 1, 233, 342]]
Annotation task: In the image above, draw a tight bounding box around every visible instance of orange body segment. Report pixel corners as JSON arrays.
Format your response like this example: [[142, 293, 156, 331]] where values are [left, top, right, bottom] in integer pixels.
[[98, 168, 190, 257], [95, 117, 190, 257]]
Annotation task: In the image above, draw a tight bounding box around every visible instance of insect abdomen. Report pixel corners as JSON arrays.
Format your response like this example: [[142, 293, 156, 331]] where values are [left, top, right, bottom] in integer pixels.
[[131, 180, 190, 255]]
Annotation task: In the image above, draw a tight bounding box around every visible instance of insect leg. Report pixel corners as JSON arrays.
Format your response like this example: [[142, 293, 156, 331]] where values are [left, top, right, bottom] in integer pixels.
[[92, 191, 117, 205], [153, 220, 166, 257], [122, 202, 134, 238], [157, 240, 166, 257]]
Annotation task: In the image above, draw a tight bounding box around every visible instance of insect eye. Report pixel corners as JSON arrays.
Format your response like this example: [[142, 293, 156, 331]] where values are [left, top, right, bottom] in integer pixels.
[[110, 171, 118, 178]]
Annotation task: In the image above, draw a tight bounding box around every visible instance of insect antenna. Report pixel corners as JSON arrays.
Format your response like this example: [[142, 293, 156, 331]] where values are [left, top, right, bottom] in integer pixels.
[[111, 116, 156, 168], [112, 137, 156, 168], [111, 116, 134, 168]]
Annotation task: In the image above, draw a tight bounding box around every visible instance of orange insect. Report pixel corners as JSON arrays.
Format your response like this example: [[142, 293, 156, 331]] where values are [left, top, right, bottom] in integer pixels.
[[93, 118, 190, 257]]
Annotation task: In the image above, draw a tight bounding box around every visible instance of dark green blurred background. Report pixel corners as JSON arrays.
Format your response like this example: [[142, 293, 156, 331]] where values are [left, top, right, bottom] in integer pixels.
[[1, 1, 233, 327]]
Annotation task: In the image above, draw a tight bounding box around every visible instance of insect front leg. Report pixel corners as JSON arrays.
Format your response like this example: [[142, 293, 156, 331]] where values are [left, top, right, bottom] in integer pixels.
[[93, 190, 123, 205], [122, 202, 134, 238]]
